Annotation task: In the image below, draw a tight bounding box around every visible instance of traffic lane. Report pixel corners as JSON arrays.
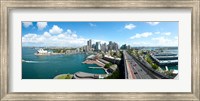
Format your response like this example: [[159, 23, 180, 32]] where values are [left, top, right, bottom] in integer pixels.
[[130, 61, 142, 79], [134, 63, 151, 79], [124, 52, 144, 79], [126, 60, 136, 79], [130, 59, 152, 79], [131, 55, 157, 79], [125, 51, 152, 79], [125, 53, 142, 79], [124, 52, 136, 79], [127, 60, 142, 79]]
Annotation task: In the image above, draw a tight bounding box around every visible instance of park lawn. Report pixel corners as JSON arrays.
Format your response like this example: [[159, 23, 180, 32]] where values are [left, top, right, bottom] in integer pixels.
[[54, 74, 73, 79]]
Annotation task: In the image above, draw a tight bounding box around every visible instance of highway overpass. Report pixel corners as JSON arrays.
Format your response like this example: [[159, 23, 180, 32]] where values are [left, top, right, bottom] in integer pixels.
[[123, 51, 152, 79]]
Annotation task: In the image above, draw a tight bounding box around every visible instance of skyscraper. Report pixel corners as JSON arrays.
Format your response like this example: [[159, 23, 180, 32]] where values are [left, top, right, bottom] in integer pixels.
[[95, 42, 101, 51], [113, 42, 118, 51], [108, 41, 118, 51], [120, 44, 128, 50], [120, 44, 131, 50], [127, 45, 131, 50], [101, 43, 107, 52], [108, 41, 113, 50], [87, 39, 92, 48], [92, 44, 96, 49]]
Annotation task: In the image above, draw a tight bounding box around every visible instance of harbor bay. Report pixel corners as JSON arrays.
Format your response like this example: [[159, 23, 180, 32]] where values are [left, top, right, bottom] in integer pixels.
[[22, 47, 106, 79]]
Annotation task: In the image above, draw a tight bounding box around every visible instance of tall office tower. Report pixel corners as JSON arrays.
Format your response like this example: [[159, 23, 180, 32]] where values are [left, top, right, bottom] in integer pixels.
[[113, 42, 119, 51], [87, 39, 92, 48], [101, 43, 107, 52], [108, 41, 113, 50], [120, 44, 127, 50], [95, 42, 101, 51], [127, 45, 131, 50]]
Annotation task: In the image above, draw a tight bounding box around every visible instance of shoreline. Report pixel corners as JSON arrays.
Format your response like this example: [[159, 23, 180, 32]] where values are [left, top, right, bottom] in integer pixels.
[[35, 52, 84, 56], [82, 60, 105, 67], [53, 74, 73, 79], [82, 59, 109, 74]]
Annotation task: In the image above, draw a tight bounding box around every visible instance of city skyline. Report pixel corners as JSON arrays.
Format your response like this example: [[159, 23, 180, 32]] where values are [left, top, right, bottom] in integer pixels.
[[22, 21, 178, 47]]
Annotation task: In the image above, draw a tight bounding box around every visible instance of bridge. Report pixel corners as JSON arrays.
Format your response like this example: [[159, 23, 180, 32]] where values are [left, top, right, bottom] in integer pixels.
[[123, 51, 152, 79], [123, 51, 170, 79]]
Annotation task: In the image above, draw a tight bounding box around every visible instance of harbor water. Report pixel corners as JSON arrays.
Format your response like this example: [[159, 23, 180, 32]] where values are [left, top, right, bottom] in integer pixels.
[[22, 47, 106, 79]]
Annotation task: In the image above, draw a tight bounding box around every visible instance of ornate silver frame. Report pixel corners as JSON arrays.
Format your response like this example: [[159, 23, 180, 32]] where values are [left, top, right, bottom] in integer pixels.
[[0, 0, 199, 100]]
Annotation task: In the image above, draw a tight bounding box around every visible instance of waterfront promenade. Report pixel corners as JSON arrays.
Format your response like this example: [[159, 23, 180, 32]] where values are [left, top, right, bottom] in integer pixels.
[[82, 60, 105, 67], [73, 72, 108, 79]]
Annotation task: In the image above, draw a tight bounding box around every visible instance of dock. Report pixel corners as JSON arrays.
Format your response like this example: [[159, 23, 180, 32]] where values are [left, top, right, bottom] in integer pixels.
[[73, 72, 108, 79], [88, 67, 103, 69], [82, 60, 105, 67], [150, 54, 178, 66]]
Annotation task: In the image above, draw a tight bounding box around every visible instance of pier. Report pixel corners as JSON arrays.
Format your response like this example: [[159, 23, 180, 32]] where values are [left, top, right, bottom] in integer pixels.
[[88, 67, 103, 69], [150, 54, 178, 66], [82, 60, 105, 67], [73, 72, 108, 79], [155, 56, 178, 60], [154, 53, 177, 56]]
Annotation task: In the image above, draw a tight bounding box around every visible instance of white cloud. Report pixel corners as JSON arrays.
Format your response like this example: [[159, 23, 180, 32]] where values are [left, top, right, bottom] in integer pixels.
[[163, 32, 171, 36], [57, 34, 65, 38], [22, 28, 110, 47], [152, 37, 169, 44], [152, 37, 178, 46], [174, 36, 178, 40], [154, 32, 171, 36], [22, 33, 45, 43], [124, 24, 136, 30], [23, 22, 32, 28], [89, 23, 96, 27], [67, 29, 72, 33], [37, 22, 47, 30], [49, 25, 63, 34], [130, 32, 152, 39], [70, 33, 78, 38], [43, 32, 51, 38], [146, 22, 160, 26], [132, 42, 151, 46], [22, 29, 88, 47]]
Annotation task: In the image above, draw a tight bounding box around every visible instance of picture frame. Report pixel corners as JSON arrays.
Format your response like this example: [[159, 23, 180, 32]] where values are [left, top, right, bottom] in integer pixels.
[[0, 0, 199, 100]]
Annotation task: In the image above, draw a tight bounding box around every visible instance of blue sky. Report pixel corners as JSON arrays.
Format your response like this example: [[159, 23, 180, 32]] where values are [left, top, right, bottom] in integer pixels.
[[22, 21, 178, 47]]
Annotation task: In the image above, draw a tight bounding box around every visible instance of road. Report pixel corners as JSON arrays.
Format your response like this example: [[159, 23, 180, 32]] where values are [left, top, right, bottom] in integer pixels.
[[123, 51, 152, 79]]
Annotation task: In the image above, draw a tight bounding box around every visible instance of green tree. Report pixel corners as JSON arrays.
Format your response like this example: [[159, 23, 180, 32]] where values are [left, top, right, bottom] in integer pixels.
[[145, 54, 159, 70], [106, 69, 120, 79], [113, 52, 117, 56], [104, 63, 113, 68], [165, 70, 173, 76], [65, 74, 72, 79], [104, 64, 110, 68], [152, 63, 158, 70]]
